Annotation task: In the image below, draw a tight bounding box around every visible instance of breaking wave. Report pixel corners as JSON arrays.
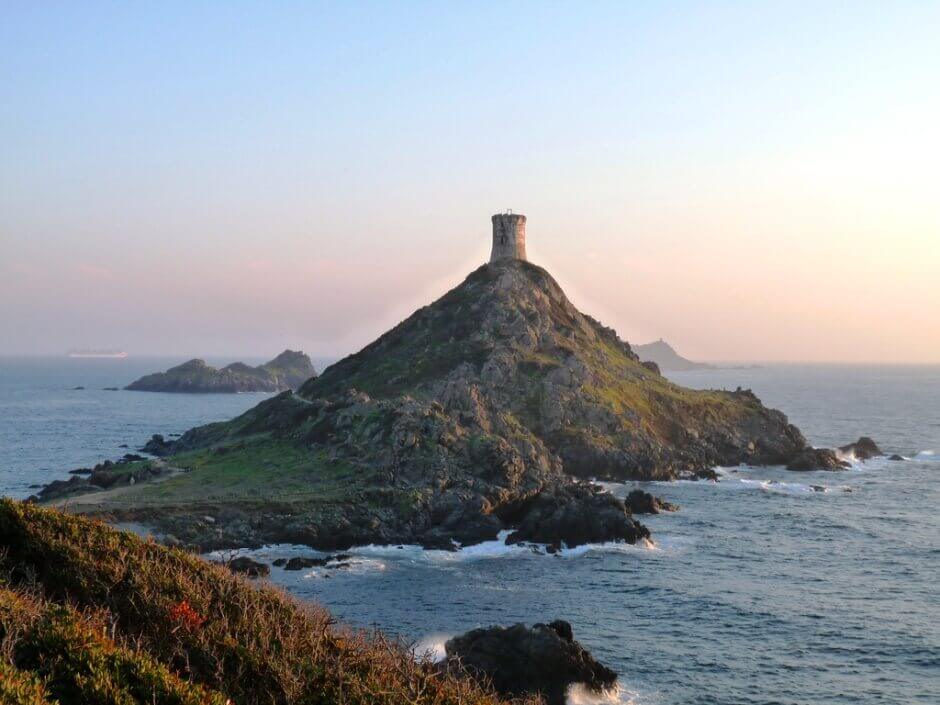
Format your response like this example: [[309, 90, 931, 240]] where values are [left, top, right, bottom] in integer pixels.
[[567, 683, 640, 705], [412, 634, 450, 663]]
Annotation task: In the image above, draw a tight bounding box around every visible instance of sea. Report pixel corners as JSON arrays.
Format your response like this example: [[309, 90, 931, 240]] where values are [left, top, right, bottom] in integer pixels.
[[0, 357, 937, 705]]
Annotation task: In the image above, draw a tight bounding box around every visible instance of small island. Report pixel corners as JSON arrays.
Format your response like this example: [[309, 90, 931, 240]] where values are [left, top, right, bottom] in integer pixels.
[[125, 350, 316, 393]]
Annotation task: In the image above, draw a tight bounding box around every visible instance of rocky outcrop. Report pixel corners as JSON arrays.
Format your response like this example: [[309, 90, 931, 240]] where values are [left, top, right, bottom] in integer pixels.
[[280, 554, 351, 571], [125, 350, 315, 393], [786, 448, 850, 471], [444, 621, 617, 705], [141, 434, 174, 456], [839, 436, 882, 460], [505, 485, 650, 550], [624, 489, 679, 514], [30, 458, 171, 502], [225, 556, 270, 577]]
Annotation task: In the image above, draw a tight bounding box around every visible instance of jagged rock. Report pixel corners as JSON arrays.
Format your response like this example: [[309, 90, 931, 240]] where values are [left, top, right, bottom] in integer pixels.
[[283, 556, 329, 570], [624, 489, 678, 514], [839, 437, 882, 460], [225, 556, 270, 577], [140, 434, 174, 456], [787, 448, 850, 471], [125, 350, 316, 393], [505, 485, 649, 549], [282, 554, 352, 571], [31, 476, 98, 502], [444, 620, 617, 705], [640, 360, 661, 375]]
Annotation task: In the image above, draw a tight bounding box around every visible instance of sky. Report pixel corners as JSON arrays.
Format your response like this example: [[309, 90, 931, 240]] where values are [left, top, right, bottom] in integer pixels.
[[2, 1, 938, 363]]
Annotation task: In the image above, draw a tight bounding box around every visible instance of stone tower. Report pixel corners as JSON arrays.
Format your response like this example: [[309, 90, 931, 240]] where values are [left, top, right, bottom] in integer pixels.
[[490, 212, 527, 262]]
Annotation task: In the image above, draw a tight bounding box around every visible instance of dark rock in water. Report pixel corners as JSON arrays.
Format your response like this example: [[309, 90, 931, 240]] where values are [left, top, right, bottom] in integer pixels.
[[506, 485, 649, 549], [418, 533, 459, 551], [444, 620, 617, 705], [889, 454, 905, 461], [68, 467, 93, 475], [120, 453, 146, 463], [282, 554, 351, 571], [838, 436, 882, 460], [283, 556, 328, 571], [102, 387, 119, 391], [787, 448, 850, 471], [140, 434, 174, 456], [272, 558, 287, 567], [640, 360, 661, 375], [624, 489, 679, 514], [681, 468, 720, 482], [118, 444, 129, 448], [811, 485, 826, 492], [72, 386, 85, 390], [225, 556, 270, 578]]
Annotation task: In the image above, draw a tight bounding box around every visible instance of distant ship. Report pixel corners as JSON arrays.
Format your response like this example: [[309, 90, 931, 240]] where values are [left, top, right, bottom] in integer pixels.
[[67, 349, 128, 359]]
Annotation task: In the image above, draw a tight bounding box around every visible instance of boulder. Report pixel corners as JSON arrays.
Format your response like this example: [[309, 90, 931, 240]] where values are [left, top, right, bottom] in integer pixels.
[[283, 556, 328, 571], [506, 486, 650, 549], [889, 454, 905, 461], [624, 489, 679, 514], [786, 447, 850, 471], [225, 556, 270, 578], [444, 620, 617, 705], [31, 476, 98, 502], [140, 434, 174, 456], [838, 437, 882, 460], [640, 360, 661, 375]]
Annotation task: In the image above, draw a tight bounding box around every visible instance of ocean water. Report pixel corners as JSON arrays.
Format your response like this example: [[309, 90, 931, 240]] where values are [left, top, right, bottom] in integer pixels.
[[1, 360, 938, 704]]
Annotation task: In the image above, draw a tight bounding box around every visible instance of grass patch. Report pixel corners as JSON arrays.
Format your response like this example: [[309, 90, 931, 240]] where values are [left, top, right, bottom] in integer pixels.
[[99, 438, 364, 509]]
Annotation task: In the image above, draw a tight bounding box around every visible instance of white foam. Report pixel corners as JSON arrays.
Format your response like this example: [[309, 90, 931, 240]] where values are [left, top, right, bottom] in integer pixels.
[[567, 682, 640, 705], [914, 449, 936, 461], [203, 545, 388, 578], [412, 634, 450, 663], [354, 530, 659, 563]]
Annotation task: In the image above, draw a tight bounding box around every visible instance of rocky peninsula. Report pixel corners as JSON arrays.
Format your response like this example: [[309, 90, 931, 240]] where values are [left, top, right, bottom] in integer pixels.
[[39, 250, 837, 553], [125, 350, 316, 393]]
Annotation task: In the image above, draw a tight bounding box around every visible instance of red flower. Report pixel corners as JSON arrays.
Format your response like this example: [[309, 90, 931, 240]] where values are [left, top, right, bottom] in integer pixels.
[[168, 600, 206, 630]]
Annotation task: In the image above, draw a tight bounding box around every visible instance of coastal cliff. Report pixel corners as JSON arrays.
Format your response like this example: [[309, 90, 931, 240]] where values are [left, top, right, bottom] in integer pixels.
[[125, 350, 315, 393]]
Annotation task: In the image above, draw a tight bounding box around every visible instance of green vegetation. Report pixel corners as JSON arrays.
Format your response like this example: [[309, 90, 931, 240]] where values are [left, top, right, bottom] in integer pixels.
[[133, 439, 362, 507], [0, 500, 525, 705]]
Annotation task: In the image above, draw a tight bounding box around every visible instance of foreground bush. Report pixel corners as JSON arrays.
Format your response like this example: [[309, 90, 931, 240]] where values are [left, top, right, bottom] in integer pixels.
[[0, 500, 521, 705]]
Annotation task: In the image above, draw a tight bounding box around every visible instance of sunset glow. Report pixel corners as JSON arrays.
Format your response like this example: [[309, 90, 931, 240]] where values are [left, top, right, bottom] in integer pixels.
[[2, 2, 938, 362]]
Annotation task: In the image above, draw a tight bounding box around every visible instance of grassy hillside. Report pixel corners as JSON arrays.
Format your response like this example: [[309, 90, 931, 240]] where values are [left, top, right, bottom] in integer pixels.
[[0, 500, 521, 705]]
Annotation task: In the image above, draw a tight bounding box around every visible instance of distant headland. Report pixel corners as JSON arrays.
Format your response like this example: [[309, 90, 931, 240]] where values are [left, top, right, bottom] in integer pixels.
[[632, 339, 715, 372]]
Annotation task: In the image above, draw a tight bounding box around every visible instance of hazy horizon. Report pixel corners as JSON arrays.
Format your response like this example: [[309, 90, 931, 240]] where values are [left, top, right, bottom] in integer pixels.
[[3, 3, 938, 364]]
